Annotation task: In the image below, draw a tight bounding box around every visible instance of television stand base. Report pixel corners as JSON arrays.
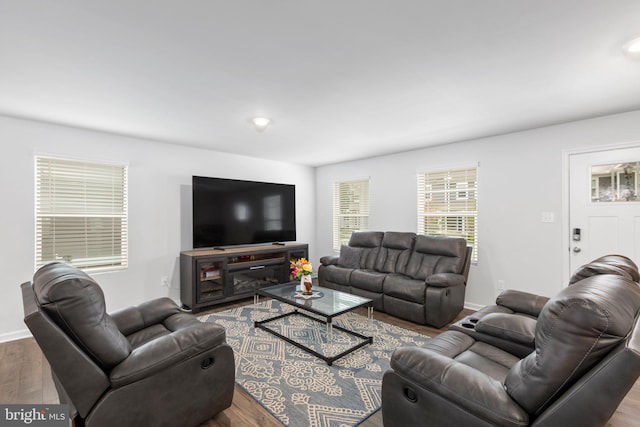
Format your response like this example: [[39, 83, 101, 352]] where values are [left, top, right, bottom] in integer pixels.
[[180, 243, 309, 311]]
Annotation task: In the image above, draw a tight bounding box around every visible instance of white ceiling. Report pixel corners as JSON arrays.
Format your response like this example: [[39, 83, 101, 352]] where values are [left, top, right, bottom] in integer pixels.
[[1, 1, 640, 166]]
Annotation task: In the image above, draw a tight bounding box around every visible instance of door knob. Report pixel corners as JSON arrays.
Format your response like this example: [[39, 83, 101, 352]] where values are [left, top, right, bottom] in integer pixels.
[[572, 246, 581, 253]]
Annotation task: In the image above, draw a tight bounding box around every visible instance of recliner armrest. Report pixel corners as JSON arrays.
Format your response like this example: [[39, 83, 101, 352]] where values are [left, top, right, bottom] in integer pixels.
[[320, 255, 339, 266], [425, 273, 466, 288], [390, 346, 529, 425], [109, 322, 226, 388], [110, 298, 182, 336], [496, 290, 549, 317], [475, 313, 537, 346]]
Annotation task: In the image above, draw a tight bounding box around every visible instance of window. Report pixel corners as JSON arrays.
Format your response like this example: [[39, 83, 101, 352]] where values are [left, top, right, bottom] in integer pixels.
[[333, 179, 370, 250], [35, 156, 128, 271], [417, 166, 478, 261], [591, 161, 639, 202]]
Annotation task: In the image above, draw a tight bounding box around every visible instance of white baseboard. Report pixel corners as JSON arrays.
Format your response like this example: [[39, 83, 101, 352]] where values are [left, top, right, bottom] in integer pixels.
[[0, 329, 32, 343], [464, 302, 484, 312]]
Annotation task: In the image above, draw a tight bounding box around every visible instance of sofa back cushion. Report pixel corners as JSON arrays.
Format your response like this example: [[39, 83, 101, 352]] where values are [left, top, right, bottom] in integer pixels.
[[348, 231, 384, 269], [374, 232, 415, 273], [403, 235, 467, 280], [338, 245, 361, 268], [569, 254, 640, 284], [504, 274, 640, 416], [33, 262, 132, 370]]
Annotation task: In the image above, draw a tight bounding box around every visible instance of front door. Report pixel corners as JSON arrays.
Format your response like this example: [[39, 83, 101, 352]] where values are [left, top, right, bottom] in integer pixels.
[[568, 146, 640, 273]]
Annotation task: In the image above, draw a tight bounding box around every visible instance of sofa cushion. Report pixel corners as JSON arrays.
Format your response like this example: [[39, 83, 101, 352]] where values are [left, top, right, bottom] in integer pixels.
[[505, 274, 640, 415], [589, 254, 640, 282], [374, 232, 415, 273], [496, 289, 549, 317], [568, 259, 639, 284], [320, 265, 354, 286], [350, 269, 386, 293], [348, 231, 384, 269], [349, 231, 384, 247], [383, 274, 426, 304], [32, 262, 132, 370], [338, 245, 361, 268], [391, 330, 520, 385], [475, 313, 537, 347], [403, 235, 467, 279]]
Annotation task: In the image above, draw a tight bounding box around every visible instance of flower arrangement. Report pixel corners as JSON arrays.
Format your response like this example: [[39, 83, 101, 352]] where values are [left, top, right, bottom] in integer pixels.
[[290, 257, 313, 279]]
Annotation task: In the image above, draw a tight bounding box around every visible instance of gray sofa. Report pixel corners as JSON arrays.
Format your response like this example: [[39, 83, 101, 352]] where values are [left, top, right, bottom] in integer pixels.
[[381, 271, 640, 427], [318, 231, 472, 328]]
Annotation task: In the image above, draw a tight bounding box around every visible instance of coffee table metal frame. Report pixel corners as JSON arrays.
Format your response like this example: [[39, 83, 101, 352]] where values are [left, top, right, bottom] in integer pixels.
[[254, 282, 373, 365]]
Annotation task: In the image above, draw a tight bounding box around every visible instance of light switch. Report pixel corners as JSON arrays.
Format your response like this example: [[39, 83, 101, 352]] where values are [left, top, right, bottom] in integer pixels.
[[541, 212, 555, 223]]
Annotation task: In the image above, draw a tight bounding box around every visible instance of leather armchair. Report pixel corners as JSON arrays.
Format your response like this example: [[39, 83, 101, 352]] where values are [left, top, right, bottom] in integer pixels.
[[382, 273, 640, 427], [449, 254, 640, 357], [21, 262, 235, 427]]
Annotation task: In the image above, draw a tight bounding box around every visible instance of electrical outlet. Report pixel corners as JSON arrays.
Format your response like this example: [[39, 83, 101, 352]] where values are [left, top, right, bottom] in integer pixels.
[[541, 212, 555, 223], [161, 276, 170, 288], [497, 280, 505, 291]]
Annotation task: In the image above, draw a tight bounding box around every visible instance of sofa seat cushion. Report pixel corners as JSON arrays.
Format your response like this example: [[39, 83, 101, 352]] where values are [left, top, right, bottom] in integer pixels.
[[350, 269, 386, 293], [383, 274, 426, 304], [393, 330, 520, 385], [124, 312, 221, 349], [126, 324, 169, 348], [320, 265, 354, 286]]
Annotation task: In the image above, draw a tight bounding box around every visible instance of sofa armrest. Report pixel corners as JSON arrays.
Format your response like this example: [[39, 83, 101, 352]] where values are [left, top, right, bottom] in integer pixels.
[[390, 346, 528, 425], [320, 255, 339, 266], [496, 290, 549, 317], [425, 273, 466, 288], [475, 313, 537, 346], [109, 322, 226, 388], [110, 298, 182, 336]]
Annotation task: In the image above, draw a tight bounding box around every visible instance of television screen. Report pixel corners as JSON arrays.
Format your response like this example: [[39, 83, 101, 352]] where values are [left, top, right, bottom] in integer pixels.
[[192, 176, 296, 248]]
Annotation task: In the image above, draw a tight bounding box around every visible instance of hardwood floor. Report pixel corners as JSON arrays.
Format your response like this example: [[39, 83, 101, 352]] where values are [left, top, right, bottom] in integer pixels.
[[2, 299, 639, 427]]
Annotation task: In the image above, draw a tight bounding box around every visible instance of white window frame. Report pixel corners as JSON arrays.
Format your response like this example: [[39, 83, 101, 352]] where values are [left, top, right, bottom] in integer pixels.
[[35, 156, 129, 272], [332, 179, 370, 251], [417, 166, 478, 262]]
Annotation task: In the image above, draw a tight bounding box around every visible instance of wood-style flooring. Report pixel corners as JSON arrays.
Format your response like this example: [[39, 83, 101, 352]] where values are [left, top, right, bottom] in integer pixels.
[[2, 299, 638, 427]]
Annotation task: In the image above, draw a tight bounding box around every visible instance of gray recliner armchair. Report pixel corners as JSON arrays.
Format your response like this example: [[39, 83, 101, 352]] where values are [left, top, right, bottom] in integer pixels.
[[21, 262, 235, 427], [449, 254, 640, 357], [381, 273, 640, 427]]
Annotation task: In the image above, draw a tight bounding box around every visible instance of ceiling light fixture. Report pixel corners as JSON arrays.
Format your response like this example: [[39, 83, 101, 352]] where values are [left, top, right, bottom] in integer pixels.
[[623, 37, 640, 55], [252, 117, 271, 132]]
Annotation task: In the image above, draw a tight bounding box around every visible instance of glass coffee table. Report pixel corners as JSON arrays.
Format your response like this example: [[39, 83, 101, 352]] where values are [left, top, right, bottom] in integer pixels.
[[254, 282, 374, 365]]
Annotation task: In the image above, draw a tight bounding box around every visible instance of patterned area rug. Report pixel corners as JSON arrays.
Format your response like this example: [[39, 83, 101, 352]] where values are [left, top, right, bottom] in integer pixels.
[[199, 300, 430, 427]]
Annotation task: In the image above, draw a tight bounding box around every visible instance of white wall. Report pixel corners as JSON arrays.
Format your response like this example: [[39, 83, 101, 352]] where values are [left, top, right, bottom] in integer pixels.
[[0, 115, 316, 340], [315, 110, 640, 309]]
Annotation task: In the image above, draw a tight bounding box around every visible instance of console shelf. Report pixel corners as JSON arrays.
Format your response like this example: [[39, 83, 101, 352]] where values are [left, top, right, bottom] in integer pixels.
[[180, 243, 308, 311]]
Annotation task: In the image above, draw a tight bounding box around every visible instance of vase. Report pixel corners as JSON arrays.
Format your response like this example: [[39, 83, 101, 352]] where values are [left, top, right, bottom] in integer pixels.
[[300, 275, 313, 294]]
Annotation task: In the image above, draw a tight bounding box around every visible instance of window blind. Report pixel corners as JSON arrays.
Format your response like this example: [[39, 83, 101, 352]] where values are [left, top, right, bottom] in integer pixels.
[[35, 156, 128, 271], [332, 179, 370, 251], [417, 167, 478, 262]]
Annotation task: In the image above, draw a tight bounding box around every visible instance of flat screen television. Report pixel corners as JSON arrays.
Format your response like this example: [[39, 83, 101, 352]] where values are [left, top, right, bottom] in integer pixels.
[[192, 176, 296, 248]]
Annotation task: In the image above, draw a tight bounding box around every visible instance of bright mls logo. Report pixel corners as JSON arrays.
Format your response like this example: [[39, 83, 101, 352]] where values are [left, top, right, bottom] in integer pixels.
[[0, 405, 68, 426]]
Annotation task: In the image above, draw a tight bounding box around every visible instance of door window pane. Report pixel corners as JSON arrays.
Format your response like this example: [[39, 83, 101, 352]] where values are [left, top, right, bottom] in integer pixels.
[[591, 162, 639, 202]]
